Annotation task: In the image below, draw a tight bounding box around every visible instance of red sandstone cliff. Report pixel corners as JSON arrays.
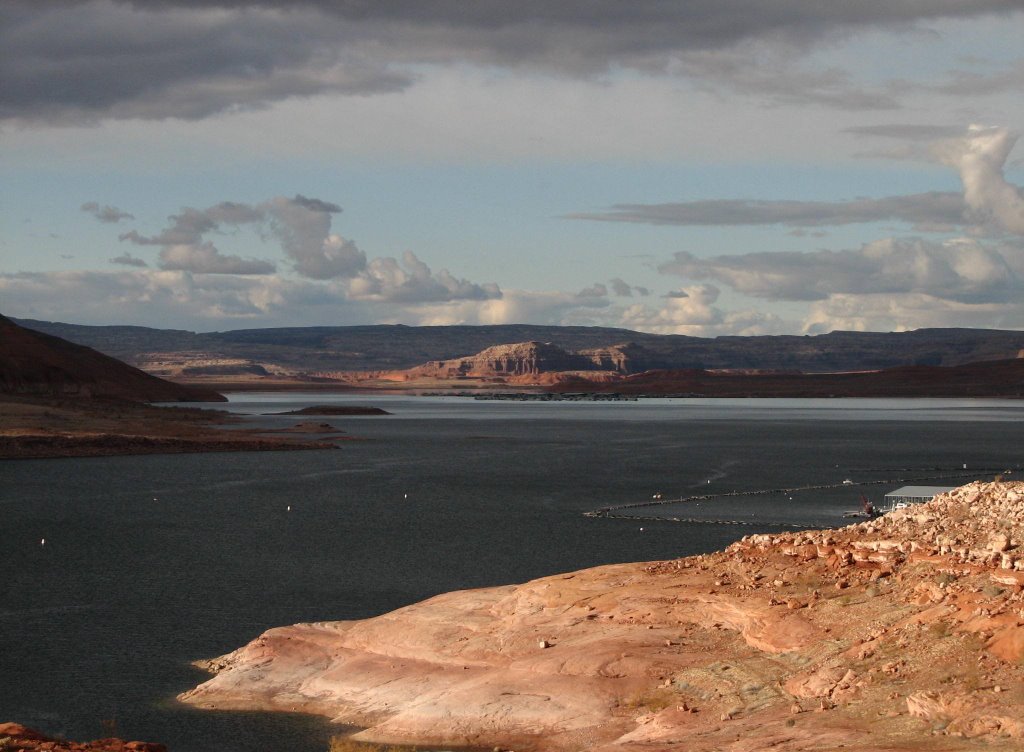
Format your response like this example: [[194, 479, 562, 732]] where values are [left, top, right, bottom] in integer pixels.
[[407, 341, 605, 378]]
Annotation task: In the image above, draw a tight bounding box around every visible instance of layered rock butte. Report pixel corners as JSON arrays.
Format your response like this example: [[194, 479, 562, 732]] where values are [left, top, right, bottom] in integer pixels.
[[315, 341, 642, 386], [313, 340, 1024, 396], [181, 481, 1024, 751]]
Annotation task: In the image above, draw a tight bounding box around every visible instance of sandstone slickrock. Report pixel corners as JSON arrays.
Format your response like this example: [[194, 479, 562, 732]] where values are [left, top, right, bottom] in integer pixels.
[[181, 481, 1024, 751]]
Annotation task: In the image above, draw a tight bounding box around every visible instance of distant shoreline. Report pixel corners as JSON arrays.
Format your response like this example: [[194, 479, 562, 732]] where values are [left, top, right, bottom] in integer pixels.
[[0, 395, 338, 460], [170, 357, 1024, 399]]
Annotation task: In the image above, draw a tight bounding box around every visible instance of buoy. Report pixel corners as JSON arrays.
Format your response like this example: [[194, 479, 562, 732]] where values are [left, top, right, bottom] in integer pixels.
[[40, 538, 45, 546], [286, 505, 291, 511], [404, 493, 408, 499], [639, 527, 644, 532]]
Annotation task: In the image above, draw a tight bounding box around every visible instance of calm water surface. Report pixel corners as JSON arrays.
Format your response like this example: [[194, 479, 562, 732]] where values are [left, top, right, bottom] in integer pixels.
[[2, 395, 1022, 751]]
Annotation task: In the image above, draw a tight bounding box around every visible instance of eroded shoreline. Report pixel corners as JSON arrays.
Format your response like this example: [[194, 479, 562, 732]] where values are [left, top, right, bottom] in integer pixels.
[[180, 482, 1024, 752]]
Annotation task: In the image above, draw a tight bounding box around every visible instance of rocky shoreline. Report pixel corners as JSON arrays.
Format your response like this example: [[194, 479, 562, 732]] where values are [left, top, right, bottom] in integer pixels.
[[180, 481, 1024, 751], [0, 723, 165, 752]]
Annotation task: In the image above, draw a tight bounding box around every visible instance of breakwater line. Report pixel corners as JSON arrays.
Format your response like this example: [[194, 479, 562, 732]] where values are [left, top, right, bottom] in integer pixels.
[[582, 468, 1010, 522]]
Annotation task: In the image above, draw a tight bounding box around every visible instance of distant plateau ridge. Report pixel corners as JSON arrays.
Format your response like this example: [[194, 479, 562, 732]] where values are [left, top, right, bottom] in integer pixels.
[[10, 318, 1024, 397]]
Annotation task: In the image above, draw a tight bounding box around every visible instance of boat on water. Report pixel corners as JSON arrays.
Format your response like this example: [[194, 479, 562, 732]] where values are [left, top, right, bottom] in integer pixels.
[[842, 494, 879, 519]]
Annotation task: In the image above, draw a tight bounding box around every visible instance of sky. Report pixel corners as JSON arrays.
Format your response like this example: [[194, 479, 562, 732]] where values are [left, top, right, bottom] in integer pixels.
[[2, 1, 1024, 336]]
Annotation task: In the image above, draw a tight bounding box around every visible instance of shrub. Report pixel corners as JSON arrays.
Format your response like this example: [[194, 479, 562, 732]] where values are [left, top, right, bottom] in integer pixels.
[[328, 737, 414, 752], [622, 688, 677, 713]]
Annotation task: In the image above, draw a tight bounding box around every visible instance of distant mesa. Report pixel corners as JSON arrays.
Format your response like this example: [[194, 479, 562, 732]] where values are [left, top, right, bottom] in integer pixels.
[[13, 318, 1024, 396], [181, 363, 270, 376], [268, 406, 391, 416], [0, 314, 225, 403], [547, 359, 1024, 398], [407, 340, 655, 378], [321, 340, 656, 386], [322, 338, 1024, 397]]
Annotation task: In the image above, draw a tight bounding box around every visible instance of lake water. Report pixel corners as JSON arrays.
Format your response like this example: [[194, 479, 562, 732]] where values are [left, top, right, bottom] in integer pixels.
[[2, 395, 1023, 751]]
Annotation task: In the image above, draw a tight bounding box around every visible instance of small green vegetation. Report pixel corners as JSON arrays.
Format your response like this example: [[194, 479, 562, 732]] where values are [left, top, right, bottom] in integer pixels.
[[328, 737, 415, 752], [622, 688, 677, 713]]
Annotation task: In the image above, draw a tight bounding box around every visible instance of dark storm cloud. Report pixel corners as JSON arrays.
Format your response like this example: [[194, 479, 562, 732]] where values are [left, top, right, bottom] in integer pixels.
[[3, 0, 1020, 122], [609, 278, 632, 297], [930, 60, 1024, 97], [109, 252, 148, 267], [844, 124, 968, 140], [568, 192, 967, 230], [0, 2, 410, 122], [291, 195, 343, 214], [81, 201, 134, 223]]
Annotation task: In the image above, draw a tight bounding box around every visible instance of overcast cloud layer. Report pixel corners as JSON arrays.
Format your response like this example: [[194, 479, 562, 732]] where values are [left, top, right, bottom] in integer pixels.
[[2, 2, 1024, 336], [3, 0, 1023, 122]]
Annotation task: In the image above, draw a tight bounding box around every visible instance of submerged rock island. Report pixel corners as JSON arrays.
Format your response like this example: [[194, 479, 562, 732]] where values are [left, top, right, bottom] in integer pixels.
[[180, 481, 1024, 751]]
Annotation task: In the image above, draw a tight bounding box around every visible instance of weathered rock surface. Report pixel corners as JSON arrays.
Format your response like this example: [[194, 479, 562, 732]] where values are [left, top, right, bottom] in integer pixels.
[[181, 481, 1024, 751]]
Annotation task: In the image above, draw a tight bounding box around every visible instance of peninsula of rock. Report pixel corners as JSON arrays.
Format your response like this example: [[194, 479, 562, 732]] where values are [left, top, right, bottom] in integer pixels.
[[181, 481, 1024, 751]]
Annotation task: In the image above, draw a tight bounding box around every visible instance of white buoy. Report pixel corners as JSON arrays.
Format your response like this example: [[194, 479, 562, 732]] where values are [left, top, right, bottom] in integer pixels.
[[40, 538, 45, 546], [404, 493, 408, 499], [639, 527, 644, 532], [287, 505, 291, 511]]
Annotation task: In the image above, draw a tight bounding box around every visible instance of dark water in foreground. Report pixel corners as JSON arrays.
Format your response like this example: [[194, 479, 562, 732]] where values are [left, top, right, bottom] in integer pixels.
[[1, 395, 1022, 751]]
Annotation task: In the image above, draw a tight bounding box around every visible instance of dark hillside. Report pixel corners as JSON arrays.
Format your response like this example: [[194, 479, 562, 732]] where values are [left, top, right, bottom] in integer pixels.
[[0, 315, 224, 402]]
